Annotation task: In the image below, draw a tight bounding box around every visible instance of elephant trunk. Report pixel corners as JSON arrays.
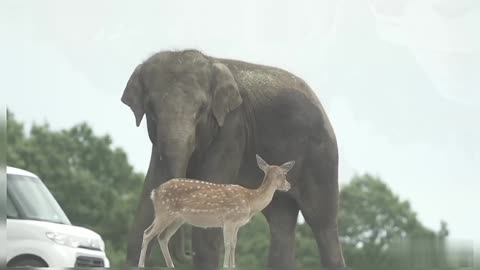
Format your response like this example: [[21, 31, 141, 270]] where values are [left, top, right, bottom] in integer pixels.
[[158, 125, 196, 263], [161, 130, 194, 179]]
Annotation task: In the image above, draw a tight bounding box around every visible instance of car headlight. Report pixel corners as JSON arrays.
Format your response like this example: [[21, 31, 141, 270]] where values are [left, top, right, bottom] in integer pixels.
[[45, 232, 105, 251], [93, 238, 105, 251]]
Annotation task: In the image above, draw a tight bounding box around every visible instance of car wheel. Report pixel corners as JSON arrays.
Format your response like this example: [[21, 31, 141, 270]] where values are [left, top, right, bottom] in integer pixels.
[[8, 257, 48, 267]]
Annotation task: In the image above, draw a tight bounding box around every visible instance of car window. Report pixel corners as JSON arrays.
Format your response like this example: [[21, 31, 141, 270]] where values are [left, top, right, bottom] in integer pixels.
[[7, 174, 71, 225], [7, 195, 19, 218]]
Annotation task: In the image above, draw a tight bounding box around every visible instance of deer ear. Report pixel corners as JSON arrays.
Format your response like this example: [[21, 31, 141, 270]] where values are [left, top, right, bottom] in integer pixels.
[[121, 64, 145, 127], [280, 160, 295, 172], [211, 63, 242, 127], [256, 154, 269, 173]]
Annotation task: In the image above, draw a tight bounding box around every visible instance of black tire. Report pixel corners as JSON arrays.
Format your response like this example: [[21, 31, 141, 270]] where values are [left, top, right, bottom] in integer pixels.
[[8, 257, 48, 267]]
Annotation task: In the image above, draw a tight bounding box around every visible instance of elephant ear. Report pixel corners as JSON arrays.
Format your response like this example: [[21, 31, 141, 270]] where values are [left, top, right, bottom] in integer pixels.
[[211, 63, 243, 127], [121, 64, 145, 127]]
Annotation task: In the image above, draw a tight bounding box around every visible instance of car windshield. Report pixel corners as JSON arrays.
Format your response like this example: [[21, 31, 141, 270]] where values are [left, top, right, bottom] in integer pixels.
[[7, 174, 71, 225]]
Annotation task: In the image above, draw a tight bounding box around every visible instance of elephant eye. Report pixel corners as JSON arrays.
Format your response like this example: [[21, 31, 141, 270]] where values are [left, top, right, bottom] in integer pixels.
[[198, 102, 207, 113], [147, 101, 158, 122]]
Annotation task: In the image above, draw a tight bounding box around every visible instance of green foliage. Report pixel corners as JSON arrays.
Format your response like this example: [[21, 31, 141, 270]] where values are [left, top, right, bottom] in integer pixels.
[[338, 174, 434, 269], [338, 174, 451, 270], [7, 111, 143, 267], [232, 174, 450, 269], [7, 111, 457, 269]]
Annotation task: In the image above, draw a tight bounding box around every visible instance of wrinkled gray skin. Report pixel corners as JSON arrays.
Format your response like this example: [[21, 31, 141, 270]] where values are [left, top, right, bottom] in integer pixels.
[[122, 50, 347, 270]]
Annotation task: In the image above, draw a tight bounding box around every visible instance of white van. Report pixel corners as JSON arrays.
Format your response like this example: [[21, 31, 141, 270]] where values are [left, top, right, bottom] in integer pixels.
[[6, 166, 110, 267]]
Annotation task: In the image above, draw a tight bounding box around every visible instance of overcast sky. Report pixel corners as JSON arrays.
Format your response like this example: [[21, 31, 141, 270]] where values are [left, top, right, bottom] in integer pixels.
[[3, 0, 479, 243]]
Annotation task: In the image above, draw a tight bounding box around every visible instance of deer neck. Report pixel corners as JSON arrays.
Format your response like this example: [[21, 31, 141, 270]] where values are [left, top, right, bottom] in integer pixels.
[[249, 173, 277, 212]]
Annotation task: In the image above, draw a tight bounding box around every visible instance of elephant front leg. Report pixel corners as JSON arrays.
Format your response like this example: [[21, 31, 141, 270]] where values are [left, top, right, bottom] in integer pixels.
[[192, 228, 222, 270], [126, 146, 166, 267], [127, 190, 155, 266], [190, 161, 242, 270], [189, 137, 245, 269]]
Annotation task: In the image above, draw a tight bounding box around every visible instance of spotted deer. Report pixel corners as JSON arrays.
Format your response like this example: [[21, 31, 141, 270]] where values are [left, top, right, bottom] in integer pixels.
[[138, 154, 295, 268]]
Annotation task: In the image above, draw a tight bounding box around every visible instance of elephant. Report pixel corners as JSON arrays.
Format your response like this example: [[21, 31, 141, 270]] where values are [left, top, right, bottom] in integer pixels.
[[121, 49, 347, 270]]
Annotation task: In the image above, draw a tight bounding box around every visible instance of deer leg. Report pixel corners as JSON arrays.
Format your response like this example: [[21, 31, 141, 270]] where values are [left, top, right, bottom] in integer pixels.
[[158, 219, 184, 268], [230, 225, 240, 268], [138, 217, 171, 267], [223, 224, 235, 268]]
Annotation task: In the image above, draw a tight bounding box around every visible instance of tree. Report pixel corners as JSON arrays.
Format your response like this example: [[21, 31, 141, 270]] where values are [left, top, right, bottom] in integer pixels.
[[231, 173, 443, 269], [1, 110, 6, 168], [187, 172, 447, 269], [291, 174, 448, 269], [7, 111, 454, 268], [337, 174, 445, 270], [6, 111, 144, 266]]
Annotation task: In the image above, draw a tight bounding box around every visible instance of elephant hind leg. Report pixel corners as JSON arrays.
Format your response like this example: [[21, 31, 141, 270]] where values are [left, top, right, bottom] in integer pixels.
[[263, 194, 299, 270], [297, 159, 347, 269]]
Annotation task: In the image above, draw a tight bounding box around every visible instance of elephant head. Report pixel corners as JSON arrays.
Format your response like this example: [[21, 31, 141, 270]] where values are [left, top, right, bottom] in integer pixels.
[[121, 50, 243, 262], [122, 50, 242, 178]]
